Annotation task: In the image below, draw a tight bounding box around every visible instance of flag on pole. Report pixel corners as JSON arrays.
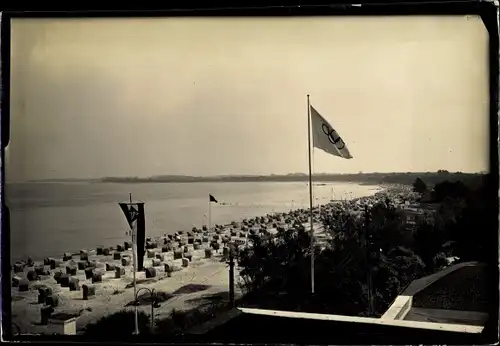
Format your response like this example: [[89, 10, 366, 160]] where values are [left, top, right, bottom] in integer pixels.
[[209, 194, 218, 203], [310, 105, 353, 159], [119, 202, 146, 271], [306, 96, 353, 295]]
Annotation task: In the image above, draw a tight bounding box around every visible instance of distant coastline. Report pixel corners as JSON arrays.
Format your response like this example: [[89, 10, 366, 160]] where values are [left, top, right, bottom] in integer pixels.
[[23, 171, 483, 187]]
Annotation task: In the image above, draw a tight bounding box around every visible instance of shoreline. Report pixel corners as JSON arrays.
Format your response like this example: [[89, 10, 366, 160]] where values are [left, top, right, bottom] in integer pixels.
[[11, 184, 386, 263], [11, 185, 418, 335]]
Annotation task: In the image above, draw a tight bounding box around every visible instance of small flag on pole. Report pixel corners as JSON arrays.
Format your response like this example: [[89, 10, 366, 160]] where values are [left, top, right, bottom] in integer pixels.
[[119, 197, 146, 335], [310, 105, 353, 159], [209, 194, 218, 203]]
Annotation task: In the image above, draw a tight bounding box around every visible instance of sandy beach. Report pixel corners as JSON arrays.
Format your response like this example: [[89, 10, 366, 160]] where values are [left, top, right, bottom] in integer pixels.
[[11, 219, 325, 335]]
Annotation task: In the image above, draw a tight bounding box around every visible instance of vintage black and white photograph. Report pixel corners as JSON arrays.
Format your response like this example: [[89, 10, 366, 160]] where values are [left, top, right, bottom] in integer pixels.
[[5, 13, 498, 343]]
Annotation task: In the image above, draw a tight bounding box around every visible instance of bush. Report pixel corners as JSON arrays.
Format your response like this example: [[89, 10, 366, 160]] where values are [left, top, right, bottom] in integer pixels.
[[238, 228, 311, 296], [432, 252, 448, 270], [433, 180, 470, 202], [84, 310, 151, 339], [239, 202, 425, 316], [154, 302, 230, 336], [413, 218, 446, 272], [422, 173, 495, 265], [412, 177, 427, 194]]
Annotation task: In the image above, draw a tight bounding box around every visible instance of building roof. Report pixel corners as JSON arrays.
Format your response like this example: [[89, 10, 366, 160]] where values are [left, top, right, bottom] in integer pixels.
[[403, 307, 489, 326], [186, 307, 487, 344], [382, 262, 495, 334], [405, 262, 490, 312]]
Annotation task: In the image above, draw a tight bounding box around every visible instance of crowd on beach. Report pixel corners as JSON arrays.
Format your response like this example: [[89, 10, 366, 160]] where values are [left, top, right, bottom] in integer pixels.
[[10, 184, 420, 335]]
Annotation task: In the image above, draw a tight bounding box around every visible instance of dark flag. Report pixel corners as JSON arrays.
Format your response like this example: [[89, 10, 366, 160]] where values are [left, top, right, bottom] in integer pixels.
[[209, 194, 218, 203], [119, 202, 147, 271]]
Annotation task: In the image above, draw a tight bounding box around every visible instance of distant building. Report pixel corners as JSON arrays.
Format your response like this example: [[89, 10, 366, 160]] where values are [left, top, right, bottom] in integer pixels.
[[398, 203, 439, 230], [401, 207, 422, 222]]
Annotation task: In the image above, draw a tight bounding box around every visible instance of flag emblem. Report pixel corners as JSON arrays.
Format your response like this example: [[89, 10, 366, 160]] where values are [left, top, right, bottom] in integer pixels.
[[209, 194, 218, 203], [128, 205, 139, 223], [321, 123, 346, 150]]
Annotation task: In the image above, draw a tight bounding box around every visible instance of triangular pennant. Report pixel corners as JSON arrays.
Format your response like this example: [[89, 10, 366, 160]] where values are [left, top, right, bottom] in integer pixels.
[[119, 203, 139, 230]]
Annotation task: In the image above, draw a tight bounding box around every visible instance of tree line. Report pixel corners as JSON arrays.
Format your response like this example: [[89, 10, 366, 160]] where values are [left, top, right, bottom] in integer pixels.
[[100, 171, 480, 184]]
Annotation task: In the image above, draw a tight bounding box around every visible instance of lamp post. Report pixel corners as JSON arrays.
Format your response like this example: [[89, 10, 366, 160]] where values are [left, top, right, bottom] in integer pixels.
[[228, 242, 236, 308], [134, 287, 161, 334]]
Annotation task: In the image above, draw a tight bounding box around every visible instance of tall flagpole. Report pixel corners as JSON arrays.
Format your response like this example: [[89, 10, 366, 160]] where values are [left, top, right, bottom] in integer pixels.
[[130, 193, 139, 335], [307, 94, 315, 294]]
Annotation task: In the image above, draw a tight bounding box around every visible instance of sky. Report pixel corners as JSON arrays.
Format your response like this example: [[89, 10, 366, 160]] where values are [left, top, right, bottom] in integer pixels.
[[7, 16, 489, 182]]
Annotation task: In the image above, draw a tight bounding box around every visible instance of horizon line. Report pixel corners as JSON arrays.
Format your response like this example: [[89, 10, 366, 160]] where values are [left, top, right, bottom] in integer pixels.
[[9, 170, 486, 183]]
